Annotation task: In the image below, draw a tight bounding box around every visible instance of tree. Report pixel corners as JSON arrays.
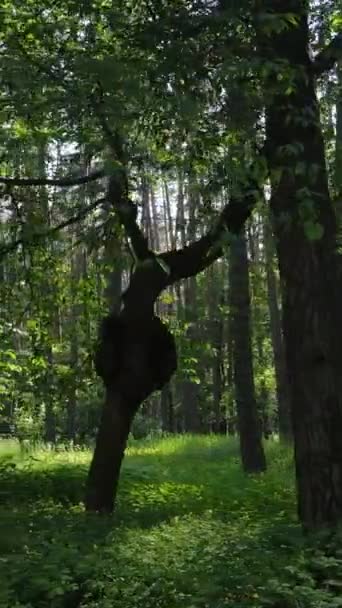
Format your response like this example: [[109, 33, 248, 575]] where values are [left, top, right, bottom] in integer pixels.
[[2, 0, 342, 527], [85, 150, 260, 511], [264, 215, 291, 441], [256, 0, 342, 528], [229, 231, 266, 472]]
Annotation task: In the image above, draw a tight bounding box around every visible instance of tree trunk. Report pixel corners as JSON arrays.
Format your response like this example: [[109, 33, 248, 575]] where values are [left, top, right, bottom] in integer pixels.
[[258, 0, 342, 528], [335, 64, 342, 196], [264, 216, 292, 440], [150, 185, 160, 251], [207, 266, 224, 433], [163, 180, 175, 248], [160, 383, 174, 433], [226, 295, 236, 436], [85, 314, 177, 512], [85, 387, 134, 512], [229, 232, 266, 473]]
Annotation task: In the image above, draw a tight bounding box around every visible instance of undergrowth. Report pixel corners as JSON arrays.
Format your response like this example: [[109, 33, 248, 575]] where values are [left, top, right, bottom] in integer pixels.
[[1, 436, 342, 607]]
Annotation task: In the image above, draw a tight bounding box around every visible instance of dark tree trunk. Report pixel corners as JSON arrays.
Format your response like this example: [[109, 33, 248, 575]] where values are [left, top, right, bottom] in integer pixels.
[[264, 216, 292, 441], [160, 383, 174, 433], [85, 388, 134, 512], [85, 314, 177, 512], [229, 233, 266, 473], [258, 0, 342, 529], [335, 65, 342, 196]]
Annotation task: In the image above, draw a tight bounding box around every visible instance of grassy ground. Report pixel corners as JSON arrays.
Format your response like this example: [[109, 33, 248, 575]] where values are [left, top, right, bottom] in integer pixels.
[[1, 436, 342, 608]]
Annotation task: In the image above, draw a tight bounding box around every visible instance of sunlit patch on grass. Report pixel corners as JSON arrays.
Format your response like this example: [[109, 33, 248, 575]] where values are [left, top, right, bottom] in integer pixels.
[[1, 435, 341, 608]]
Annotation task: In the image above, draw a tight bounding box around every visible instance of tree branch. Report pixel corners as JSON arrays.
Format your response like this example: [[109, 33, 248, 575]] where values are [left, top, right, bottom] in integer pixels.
[[312, 32, 342, 76], [107, 175, 151, 261], [0, 197, 106, 259], [161, 184, 260, 284], [121, 182, 261, 318], [0, 169, 105, 188], [91, 90, 151, 262]]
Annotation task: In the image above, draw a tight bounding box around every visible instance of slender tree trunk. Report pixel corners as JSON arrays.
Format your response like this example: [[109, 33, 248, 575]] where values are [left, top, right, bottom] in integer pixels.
[[258, 0, 342, 528], [141, 174, 154, 249], [182, 276, 201, 433], [226, 298, 236, 436], [264, 216, 292, 440], [248, 219, 272, 437], [176, 171, 186, 247], [160, 383, 173, 433], [67, 341, 77, 442], [163, 180, 175, 248], [66, 249, 83, 442], [335, 65, 342, 196], [35, 141, 57, 443], [207, 266, 224, 432], [150, 186, 160, 251], [181, 184, 201, 432], [229, 232, 266, 473]]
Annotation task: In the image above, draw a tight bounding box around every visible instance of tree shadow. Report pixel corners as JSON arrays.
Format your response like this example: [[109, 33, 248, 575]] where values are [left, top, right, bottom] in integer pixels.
[[0, 438, 297, 607]]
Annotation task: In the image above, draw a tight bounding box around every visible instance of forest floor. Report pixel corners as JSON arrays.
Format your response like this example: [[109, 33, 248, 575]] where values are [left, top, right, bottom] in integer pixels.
[[1, 436, 342, 608]]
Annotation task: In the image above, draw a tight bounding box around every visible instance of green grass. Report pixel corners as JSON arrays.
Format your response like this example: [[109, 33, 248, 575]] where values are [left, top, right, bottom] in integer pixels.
[[1, 436, 342, 608]]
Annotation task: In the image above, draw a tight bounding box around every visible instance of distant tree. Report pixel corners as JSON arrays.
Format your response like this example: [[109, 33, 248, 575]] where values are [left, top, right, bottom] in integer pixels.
[[229, 231, 266, 472]]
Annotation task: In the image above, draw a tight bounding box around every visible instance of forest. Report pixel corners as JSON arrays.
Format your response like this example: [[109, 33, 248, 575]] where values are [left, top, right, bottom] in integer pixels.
[[1, 0, 342, 606]]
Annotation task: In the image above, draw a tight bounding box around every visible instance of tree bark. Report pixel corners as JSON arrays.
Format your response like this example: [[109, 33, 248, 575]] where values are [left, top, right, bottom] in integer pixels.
[[229, 232, 266, 473], [335, 64, 342, 196], [85, 314, 177, 512], [85, 388, 134, 512], [160, 383, 174, 433], [264, 216, 292, 440], [257, 0, 342, 528]]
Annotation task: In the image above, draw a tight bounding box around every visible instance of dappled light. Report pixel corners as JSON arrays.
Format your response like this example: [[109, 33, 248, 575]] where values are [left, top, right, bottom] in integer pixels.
[[2, 0, 342, 604], [1, 436, 302, 607]]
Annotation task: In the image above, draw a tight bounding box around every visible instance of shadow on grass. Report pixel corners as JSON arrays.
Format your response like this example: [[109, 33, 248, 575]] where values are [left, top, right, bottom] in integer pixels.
[[0, 437, 294, 526], [0, 437, 299, 608]]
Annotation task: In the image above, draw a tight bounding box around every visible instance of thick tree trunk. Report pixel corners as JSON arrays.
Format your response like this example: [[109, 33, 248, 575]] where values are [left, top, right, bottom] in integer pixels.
[[264, 217, 292, 441], [258, 0, 342, 528], [85, 314, 177, 512], [229, 232, 266, 473]]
